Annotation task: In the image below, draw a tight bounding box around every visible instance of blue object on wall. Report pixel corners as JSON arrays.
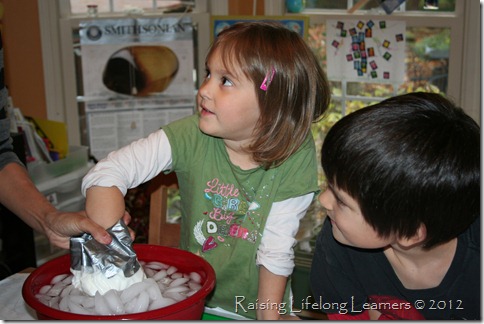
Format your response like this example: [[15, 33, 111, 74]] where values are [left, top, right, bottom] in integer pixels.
[[286, 0, 306, 13]]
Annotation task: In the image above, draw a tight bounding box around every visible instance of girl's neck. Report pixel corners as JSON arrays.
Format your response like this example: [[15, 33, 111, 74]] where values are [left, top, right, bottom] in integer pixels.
[[384, 238, 457, 290], [224, 140, 259, 170]]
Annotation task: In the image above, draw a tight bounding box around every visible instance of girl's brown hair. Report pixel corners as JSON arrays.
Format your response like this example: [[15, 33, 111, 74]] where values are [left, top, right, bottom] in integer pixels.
[[206, 21, 330, 169]]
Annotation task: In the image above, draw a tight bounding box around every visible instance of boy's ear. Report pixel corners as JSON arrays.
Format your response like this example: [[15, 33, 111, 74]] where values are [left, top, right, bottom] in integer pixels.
[[398, 224, 427, 248]]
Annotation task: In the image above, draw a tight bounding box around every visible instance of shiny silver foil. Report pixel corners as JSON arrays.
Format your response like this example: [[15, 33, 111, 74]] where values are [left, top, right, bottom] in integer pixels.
[[70, 219, 141, 279]]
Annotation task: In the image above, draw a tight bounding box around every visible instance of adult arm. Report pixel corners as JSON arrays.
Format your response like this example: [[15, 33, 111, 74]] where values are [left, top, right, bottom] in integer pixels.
[[0, 162, 116, 249]]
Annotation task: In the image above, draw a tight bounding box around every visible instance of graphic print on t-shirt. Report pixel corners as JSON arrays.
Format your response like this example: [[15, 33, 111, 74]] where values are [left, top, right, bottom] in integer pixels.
[[193, 177, 262, 252]]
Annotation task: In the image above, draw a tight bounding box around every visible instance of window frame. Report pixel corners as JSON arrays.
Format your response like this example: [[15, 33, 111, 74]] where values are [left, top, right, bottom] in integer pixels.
[[66, 1, 197, 15], [38, 0, 480, 145]]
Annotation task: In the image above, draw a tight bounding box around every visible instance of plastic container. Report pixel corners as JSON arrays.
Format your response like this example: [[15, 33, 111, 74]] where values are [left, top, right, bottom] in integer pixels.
[[28, 146, 89, 184], [22, 244, 216, 320]]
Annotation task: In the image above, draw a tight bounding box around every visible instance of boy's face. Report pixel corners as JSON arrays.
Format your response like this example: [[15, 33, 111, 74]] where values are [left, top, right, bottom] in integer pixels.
[[318, 184, 395, 249]]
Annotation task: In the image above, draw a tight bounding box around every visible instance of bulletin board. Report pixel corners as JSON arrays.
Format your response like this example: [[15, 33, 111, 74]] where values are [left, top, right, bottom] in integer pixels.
[[326, 19, 406, 84], [210, 15, 309, 41]]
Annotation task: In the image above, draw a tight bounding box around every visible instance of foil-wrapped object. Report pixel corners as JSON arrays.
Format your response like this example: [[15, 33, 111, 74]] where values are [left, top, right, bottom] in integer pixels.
[[70, 219, 146, 296]]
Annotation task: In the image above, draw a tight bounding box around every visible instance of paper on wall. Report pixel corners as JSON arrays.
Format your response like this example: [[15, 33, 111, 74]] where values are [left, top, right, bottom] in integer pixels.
[[326, 19, 406, 84]]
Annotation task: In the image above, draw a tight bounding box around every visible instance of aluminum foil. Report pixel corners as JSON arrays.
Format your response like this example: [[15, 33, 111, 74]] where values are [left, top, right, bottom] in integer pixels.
[[70, 219, 141, 279]]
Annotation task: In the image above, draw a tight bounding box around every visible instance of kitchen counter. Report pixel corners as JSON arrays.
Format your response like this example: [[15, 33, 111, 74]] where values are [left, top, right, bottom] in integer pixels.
[[0, 269, 37, 320]]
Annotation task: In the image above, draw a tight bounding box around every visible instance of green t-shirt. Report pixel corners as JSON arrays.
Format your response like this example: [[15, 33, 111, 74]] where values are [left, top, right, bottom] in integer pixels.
[[163, 114, 319, 318]]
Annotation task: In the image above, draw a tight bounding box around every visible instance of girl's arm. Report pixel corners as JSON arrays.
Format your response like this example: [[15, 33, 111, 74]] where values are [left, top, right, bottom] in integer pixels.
[[85, 185, 127, 229], [256, 193, 315, 319], [82, 129, 173, 228], [257, 265, 288, 320], [256, 193, 314, 276]]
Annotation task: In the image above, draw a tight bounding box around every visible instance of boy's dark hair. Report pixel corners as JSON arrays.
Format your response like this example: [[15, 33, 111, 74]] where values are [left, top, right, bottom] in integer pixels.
[[321, 92, 480, 249], [207, 21, 330, 169]]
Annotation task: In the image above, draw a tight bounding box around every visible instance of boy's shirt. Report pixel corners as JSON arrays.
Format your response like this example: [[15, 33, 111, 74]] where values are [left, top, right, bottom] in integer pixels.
[[310, 217, 480, 320]]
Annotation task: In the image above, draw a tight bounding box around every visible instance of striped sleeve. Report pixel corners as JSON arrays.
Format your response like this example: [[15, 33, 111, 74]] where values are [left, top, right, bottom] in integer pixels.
[[0, 30, 21, 170]]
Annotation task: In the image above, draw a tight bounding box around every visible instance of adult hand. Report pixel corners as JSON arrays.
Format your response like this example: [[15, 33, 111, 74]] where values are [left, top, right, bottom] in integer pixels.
[[43, 210, 133, 249]]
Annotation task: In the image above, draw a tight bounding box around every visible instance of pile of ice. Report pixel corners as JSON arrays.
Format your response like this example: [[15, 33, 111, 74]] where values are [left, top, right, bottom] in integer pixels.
[[35, 260, 202, 315]]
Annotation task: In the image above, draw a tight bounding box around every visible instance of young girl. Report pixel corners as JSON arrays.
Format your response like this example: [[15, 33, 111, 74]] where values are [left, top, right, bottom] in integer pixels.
[[81, 21, 330, 320]]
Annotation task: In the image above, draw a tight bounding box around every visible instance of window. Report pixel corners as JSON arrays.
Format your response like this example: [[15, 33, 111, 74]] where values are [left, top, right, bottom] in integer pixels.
[[302, 0, 458, 118], [276, 0, 474, 185], [69, 1, 194, 15], [305, 0, 455, 12], [308, 23, 452, 121], [308, 23, 453, 193]]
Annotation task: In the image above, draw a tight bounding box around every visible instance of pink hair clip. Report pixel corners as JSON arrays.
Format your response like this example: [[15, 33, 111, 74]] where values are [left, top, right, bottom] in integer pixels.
[[260, 67, 276, 91]]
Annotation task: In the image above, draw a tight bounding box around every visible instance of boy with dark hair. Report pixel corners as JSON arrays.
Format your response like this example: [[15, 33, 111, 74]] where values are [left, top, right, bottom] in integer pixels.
[[310, 92, 480, 320]]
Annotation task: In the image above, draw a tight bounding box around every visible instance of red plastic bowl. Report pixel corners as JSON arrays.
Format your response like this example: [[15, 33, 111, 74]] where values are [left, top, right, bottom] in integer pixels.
[[22, 244, 215, 320]]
